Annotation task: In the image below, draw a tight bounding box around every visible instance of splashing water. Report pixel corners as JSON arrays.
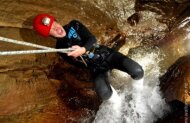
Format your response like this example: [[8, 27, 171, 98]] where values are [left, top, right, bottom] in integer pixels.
[[93, 85, 122, 123], [94, 48, 170, 123]]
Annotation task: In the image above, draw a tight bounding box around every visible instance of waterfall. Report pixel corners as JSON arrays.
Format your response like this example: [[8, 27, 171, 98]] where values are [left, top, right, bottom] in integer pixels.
[[93, 48, 170, 123]]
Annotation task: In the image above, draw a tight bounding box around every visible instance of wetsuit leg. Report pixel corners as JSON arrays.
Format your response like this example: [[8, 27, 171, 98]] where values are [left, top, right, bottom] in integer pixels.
[[107, 51, 144, 80], [93, 72, 113, 100]]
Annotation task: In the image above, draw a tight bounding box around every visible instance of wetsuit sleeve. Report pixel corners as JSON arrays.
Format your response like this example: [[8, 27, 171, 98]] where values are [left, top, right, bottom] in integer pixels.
[[56, 39, 86, 68], [71, 20, 97, 51]]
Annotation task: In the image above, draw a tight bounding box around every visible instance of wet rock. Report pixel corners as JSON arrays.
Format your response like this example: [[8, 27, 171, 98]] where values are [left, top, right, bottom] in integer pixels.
[[157, 100, 190, 123], [160, 55, 190, 104], [127, 12, 140, 26], [135, 0, 190, 30], [175, 0, 189, 3], [135, 0, 177, 16], [156, 26, 187, 70], [0, 0, 118, 40], [102, 33, 126, 51], [90, 0, 136, 28]]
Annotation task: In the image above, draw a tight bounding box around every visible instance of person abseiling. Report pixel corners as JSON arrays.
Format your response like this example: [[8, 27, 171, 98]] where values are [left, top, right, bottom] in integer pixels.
[[33, 13, 144, 102]]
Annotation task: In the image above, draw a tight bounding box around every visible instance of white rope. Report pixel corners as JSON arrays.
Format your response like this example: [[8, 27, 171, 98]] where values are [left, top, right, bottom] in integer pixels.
[[0, 36, 88, 66], [0, 49, 74, 55], [0, 36, 54, 50], [0, 36, 74, 54]]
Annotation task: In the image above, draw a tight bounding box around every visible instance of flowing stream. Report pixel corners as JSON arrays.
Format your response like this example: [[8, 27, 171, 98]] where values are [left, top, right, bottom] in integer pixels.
[[92, 47, 169, 123]]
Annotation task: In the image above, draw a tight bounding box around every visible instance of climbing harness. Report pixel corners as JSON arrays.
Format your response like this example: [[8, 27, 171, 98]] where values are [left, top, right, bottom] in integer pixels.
[[84, 44, 112, 72], [0, 36, 88, 66]]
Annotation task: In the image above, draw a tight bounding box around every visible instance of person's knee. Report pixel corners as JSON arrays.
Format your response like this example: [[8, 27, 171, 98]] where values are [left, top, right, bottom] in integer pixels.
[[131, 65, 144, 80], [95, 85, 113, 100]]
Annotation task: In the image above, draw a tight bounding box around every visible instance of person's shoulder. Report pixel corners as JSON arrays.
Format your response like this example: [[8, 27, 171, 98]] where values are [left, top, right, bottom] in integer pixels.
[[56, 37, 67, 49], [69, 19, 83, 25]]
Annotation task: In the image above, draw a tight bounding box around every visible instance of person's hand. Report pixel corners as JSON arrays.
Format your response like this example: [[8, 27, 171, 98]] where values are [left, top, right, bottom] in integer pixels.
[[68, 45, 86, 58]]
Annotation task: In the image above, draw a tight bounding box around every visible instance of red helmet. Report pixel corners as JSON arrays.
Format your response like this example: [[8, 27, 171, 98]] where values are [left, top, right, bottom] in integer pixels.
[[33, 13, 55, 37]]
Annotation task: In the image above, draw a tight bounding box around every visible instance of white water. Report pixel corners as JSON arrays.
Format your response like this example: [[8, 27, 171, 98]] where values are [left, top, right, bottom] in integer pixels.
[[93, 48, 170, 123]]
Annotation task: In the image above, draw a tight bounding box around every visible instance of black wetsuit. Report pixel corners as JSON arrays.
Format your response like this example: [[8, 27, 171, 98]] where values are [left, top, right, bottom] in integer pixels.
[[56, 20, 144, 100]]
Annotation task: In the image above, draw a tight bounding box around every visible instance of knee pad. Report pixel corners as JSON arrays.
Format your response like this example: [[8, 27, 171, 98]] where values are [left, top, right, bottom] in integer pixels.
[[131, 66, 144, 80]]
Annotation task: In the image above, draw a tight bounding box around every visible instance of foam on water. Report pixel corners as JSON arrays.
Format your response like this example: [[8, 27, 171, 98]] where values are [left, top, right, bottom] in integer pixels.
[[93, 85, 122, 123], [93, 49, 170, 123]]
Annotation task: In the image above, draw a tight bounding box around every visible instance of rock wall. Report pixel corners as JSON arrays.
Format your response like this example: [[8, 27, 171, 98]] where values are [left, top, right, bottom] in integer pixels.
[[0, 0, 190, 122], [159, 55, 190, 123], [160, 55, 190, 104]]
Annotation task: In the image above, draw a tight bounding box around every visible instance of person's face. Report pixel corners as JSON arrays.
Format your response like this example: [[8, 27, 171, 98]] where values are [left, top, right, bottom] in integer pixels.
[[49, 21, 66, 38]]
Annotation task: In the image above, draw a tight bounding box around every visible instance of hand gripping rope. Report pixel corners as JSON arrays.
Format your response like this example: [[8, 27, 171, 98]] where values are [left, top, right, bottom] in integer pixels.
[[0, 36, 88, 66]]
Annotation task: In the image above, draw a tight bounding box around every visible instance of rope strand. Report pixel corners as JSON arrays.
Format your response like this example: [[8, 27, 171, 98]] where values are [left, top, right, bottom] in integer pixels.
[[0, 49, 74, 55], [0, 36, 54, 50], [0, 36, 88, 66]]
